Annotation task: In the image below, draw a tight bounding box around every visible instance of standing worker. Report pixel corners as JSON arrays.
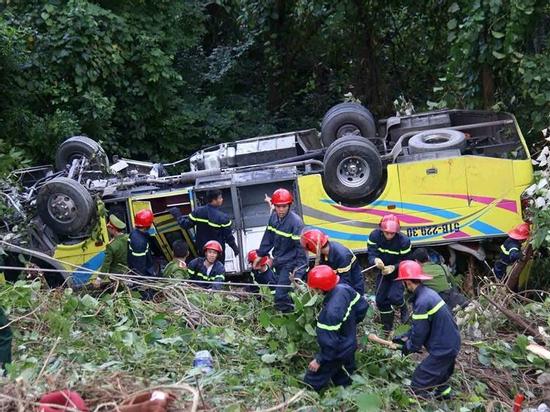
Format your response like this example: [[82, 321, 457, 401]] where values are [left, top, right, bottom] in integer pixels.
[[94, 214, 128, 287], [493, 222, 530, 280], [304, 265, 368, 391], [254, 188, 308, 312], [392, 260, 461, 399], [187, 240, 226, 290], [300, 228, 364, 295], [128, 209, 156, 299], [169, 190, 239, 264], [367, 214, 412, 333]]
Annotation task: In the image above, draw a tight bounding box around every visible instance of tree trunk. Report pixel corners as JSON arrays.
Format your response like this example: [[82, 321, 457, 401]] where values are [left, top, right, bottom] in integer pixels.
[[481, 64, 494, 108]]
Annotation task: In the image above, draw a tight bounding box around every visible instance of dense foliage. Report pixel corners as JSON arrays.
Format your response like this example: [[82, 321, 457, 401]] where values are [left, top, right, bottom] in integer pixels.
[[0, 0, 548, 166]]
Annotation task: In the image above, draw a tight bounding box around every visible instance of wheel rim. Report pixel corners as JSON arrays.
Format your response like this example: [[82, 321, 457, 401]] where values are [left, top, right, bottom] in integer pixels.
[[423, 133, 451, 144], [336, 124, 360, 138], [47, 193, 77, 224], [337, 156, 370, 187]]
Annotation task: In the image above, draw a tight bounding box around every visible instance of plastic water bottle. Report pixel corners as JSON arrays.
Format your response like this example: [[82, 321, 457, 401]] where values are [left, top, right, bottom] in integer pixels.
[[193, 350, 213, 374]]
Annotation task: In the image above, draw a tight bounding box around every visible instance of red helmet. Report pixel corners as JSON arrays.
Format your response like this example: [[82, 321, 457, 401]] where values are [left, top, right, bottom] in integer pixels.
[[134, 209, 154, 228], [307, 265, 340, 291], [271, 188, 293, 205], [39, 390, 88, 412], [300, 229, 329, 253], [247, 249, 269, 266], [508, 222, 530, 241], [395, 260, 433, 282], [380, 214, 401, 233], [203, 240, 223, 254]]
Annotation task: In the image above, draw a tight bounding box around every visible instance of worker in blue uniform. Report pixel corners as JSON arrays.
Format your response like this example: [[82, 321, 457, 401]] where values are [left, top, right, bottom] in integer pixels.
[[246, 249, 276, 293], [187, 240, 226, 290], [300, 228, 364, 295], [303, 265, 368, 392], [393, 260, 461, 399], [170, 189, 239, 263], [127, 209, 157, 299], [493, 222, 530, 280], [254, 188, 308, 312], [367, 214, 412, 332]]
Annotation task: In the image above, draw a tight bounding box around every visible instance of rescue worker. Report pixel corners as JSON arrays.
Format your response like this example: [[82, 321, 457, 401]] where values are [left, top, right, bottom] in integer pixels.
[[169, 190, 239, 264], [493, 222, 530, 280], [187, 240, 225, 290], [94, 214, 128, 287], [246, 249, 276, 293], [393, 260, 461, 399], [254, 188, 308, 313], [128, 209, 156, 299], [410, 248, 468, 310], [367, 214, 412, 332], [0, 307, 12, 375], [300, 228, 364, 295], [163, 240, 190, 279], [304, 265, 368, 392]]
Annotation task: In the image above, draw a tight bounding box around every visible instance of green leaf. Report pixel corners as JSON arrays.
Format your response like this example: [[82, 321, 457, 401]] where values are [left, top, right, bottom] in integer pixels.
[[492, 51, 506, 59], [447, 19, 457, 30], [304, 294, 318, 307], [259, 311, 271, 328], [261, 353, 277, 364], [80, 294, 99, 309], [355, 393, 381, 412], [491, 31, 505, 39], [448, 2, 460, 13], [304, 323, 316, 336]]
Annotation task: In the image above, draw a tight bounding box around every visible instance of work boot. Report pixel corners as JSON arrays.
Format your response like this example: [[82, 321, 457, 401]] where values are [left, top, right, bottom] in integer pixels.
[[380, 312, 394, 333]]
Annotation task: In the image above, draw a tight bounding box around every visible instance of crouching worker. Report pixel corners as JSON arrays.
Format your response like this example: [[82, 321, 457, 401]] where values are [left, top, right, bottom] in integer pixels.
[[393, 260, 461, 399], [304, 265, 368, 392], [301, 228, 364, 295], [494, 222, 530, 280], [188, 240, 225, 290], [246, 249, 275, 293], [163, 240, 189, 279]]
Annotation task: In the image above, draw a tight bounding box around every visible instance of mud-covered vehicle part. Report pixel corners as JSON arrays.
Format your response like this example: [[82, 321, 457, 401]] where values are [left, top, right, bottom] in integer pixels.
[[37, 177, 95, 236], [320, 102, 376, 147], [55, 135, 109, 171]]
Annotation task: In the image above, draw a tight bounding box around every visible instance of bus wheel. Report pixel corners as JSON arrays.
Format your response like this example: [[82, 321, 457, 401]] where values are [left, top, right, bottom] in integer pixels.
[[408, 129, 466, 154], [37, 177, 95, 236], [55, 135, 109, 171], [322, 136, 382, 203], [321, 102, 376, 147]]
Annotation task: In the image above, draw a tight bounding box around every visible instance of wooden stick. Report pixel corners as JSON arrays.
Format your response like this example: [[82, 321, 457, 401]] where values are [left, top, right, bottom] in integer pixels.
[[367, 333, 398, 350]]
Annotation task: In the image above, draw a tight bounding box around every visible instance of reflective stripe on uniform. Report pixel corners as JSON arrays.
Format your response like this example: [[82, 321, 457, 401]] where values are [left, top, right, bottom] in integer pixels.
[[411, 300, 445, 320], [400, 245, 412, 254], [267, 225, 301, 240], [189, 214, 232, 228], [367, 239, 376, 245], [378, 246, 410, 255], [317, 292, 361, 331], [188, 268, 224, 281], [335, 254, 356, 274], [128, 239, 149, 256], [500, 244, 519, 255], [378, 309, 394, 314]]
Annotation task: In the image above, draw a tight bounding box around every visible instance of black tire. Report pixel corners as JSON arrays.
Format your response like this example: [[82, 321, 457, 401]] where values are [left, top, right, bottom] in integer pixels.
[[321, 103, 376, 147], [408, 129, 466, 154], [37, 177, 95, 235], [55, 135, 109, 171], [322, 135, 383, 203]]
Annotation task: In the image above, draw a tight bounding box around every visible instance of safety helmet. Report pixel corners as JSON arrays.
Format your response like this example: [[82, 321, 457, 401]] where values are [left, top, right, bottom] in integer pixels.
[[508, 222, 530, 241], [134, 209, 154, 228], [307, 265, 340, 292], [394, 260, 433, 282], [271, 188, 293, 205], [300, 229, 329, 253], [203, 240, 223, 254], [247, 249, 269, 266], [380, 214, 401, 233]]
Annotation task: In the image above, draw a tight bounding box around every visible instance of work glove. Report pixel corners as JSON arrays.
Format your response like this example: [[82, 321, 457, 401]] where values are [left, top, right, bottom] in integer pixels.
[[374, 258, 385, 269], [168, 207, 182, 220]]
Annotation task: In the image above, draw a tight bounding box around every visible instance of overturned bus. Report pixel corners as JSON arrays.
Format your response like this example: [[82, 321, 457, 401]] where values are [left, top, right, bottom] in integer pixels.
[[0, 103, 533, 286]]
